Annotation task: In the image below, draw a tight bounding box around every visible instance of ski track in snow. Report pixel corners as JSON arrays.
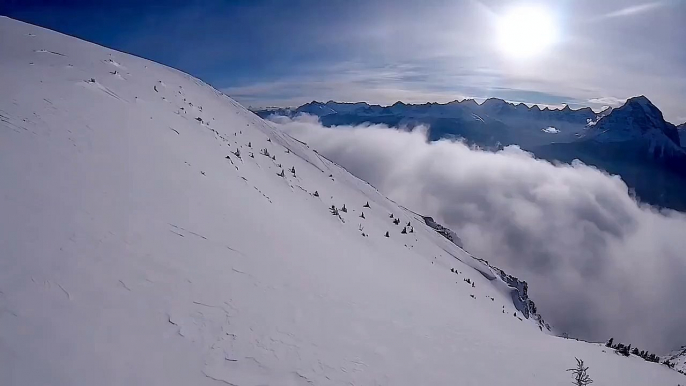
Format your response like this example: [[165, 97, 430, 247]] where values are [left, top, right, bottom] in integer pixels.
[[0, 16, 684, 386]]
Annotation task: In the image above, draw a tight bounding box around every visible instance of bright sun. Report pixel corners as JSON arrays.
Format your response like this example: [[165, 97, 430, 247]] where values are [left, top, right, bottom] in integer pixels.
[[497, 5, 558, 59]]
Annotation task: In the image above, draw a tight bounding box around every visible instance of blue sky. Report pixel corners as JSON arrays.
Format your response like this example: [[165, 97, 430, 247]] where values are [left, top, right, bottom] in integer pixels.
[[2, 0, 685, 122]]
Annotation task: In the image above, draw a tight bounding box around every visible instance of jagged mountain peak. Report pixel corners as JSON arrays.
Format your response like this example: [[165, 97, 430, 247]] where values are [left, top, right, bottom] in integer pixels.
[[583, 95, 684, 157]]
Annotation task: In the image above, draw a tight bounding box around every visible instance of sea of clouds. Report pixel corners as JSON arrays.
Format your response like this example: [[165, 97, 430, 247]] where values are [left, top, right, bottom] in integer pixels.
[[269, 113, 686, 353]]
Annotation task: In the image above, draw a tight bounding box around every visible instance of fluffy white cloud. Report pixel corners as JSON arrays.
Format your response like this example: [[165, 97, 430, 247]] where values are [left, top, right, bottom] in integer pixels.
[[270, 114, 686, 353]]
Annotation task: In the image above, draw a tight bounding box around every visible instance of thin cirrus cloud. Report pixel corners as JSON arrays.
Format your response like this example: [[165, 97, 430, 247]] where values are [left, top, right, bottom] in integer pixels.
[[602, 1, 666, 18], [269, 113, 686, 353]]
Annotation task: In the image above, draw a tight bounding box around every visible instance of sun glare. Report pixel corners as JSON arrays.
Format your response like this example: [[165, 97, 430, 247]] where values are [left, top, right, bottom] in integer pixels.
[[497, 5, 558, 59]]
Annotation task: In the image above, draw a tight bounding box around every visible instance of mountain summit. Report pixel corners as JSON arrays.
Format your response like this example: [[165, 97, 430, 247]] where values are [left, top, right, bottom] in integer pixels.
[[584, 96, 682, 154]]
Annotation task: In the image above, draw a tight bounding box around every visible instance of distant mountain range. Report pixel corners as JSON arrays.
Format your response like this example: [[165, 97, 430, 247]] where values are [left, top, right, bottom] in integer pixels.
[[255, 99, 597, 149], [254, 97, 686, 212]]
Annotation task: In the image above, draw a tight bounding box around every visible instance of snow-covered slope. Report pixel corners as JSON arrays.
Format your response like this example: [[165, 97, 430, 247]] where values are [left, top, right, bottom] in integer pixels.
[[1, 17, 683, 386]]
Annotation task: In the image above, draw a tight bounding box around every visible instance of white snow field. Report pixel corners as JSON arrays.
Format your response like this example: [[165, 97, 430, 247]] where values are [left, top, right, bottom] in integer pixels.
[[0, 17, 683, 386]]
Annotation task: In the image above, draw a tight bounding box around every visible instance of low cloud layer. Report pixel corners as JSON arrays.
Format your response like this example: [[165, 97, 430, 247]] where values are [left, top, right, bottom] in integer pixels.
[[270, 114, 686, 353]]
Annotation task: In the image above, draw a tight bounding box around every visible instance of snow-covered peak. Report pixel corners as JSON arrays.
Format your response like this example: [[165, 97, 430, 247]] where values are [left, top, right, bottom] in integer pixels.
[[583, 95, 685, 158], [295, 100, 337, 116]]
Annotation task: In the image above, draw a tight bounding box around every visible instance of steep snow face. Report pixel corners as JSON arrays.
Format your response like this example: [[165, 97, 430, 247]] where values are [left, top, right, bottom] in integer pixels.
[[1, 17, 684, 386], [583, 96, 685, 158]]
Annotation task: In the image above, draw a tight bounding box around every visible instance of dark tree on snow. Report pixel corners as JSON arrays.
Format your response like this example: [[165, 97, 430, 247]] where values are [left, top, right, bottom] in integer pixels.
[[606, 338, 614, 348], [313, 191, 319, 197], [384, 231, 389, 238], [277, 169, 285, 177], [330, 205, 339, 216], [363, 201, 370, 208], [360, 212, 365, 219], [341, 204, 347, 213], [567, 358, 593, 386], [401, 227, 407, 234], [389, 213, 394, 219]]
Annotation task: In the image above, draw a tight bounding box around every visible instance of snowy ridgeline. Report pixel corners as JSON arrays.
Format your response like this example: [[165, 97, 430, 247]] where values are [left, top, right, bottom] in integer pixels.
[[0, 16, 684, 386]]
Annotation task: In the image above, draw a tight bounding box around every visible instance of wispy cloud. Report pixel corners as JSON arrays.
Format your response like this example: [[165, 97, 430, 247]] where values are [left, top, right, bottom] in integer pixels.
[[603, 1, 666, 18], [587, 96, 628, 107]]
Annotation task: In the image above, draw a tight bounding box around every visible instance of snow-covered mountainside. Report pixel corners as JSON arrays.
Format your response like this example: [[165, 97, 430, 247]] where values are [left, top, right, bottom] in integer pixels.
[[1, 17, 684, 385], [582, 96, 685, 159], [534, 96, 686, 211]]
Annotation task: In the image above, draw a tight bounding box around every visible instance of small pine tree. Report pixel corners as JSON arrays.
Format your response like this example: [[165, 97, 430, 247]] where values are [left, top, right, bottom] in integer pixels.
[[277, 169, 285, 177], [409, 227, 413, 233], [360, 212, 365, 219], [384, 231, 389, 238], [233, 149, 241, 158], [567, 358, 593, 386], [313, 191, 319, 197], [407, 221, 411, 226], [330, 205, 339, 216], [401, 227, 407, 234], [249, 152, 254, 158], [363, 201, 370, 208], [340, 204, 347, 213], [393, 218, 400, 225], [248, 142, 251, 148], [631, 347, 640, 356], [267, 138, 271, 142], [389, 213, 394, 219], [272, 155, 276, 160], [606, 338, 614, 348]]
